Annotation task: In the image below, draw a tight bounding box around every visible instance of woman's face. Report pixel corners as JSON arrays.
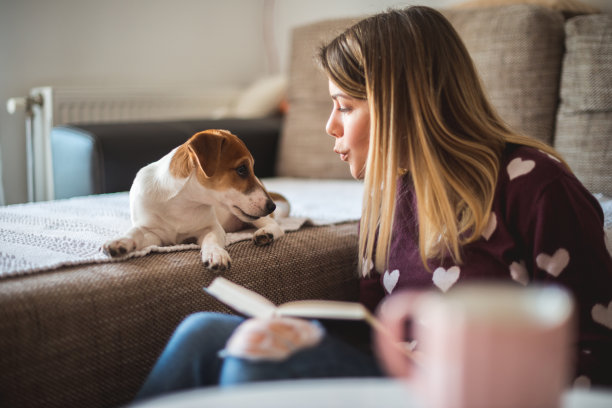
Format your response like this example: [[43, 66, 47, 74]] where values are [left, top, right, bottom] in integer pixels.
[[325, 80, 370, 180]]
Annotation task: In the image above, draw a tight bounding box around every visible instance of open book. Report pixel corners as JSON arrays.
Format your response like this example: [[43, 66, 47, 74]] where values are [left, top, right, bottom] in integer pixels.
[[204, 276, 376, 322], [203, 277, 420, 363]]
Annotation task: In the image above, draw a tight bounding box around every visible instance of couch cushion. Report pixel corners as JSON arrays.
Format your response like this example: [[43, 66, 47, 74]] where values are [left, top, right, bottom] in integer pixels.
[[276, 18, 358, 179], [442, 5, 565, 144], [454, 0, 600, 18], [554, 14, 612, 196], [277, 5, 565, 178]]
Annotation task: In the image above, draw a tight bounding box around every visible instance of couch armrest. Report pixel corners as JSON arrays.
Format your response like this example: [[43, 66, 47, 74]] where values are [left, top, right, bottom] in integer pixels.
[[50, 117, 283, 199]]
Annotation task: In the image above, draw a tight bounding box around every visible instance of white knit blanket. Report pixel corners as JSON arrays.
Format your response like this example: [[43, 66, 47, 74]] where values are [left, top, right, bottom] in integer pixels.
[[2, 178, 610, 278], [0, 178, 364, 278]]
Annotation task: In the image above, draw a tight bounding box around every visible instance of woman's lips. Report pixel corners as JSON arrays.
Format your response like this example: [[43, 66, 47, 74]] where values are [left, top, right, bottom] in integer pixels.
[[335, 149, 349, 161]]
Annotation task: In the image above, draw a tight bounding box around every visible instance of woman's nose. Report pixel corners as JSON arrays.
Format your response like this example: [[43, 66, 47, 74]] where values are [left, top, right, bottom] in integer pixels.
[[326, 112, 342, 138]]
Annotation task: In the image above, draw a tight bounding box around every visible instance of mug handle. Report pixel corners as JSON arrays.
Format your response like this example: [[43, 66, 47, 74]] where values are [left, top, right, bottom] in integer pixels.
[[374, 290, 426, 378]]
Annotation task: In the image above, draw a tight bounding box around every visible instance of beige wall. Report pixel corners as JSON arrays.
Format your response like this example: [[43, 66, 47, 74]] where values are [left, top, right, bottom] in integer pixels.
[[0, 0, 609, 204], [0, 0, 268, 205]]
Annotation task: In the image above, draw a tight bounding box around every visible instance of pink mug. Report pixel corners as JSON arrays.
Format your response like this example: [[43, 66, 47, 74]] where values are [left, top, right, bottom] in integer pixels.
[[374, 283, 575, 408]]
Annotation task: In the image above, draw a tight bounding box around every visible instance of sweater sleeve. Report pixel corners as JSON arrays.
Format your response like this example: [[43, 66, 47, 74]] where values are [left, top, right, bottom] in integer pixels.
[[517, 173, 612, 386]]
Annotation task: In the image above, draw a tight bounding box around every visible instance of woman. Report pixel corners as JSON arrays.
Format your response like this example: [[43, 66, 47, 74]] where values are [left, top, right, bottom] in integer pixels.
[[322, 6, 612, 386], [136, 6, 612, 400]]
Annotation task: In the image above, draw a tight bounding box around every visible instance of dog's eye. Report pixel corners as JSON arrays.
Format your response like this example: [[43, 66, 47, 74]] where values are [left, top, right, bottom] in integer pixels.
[[236, 165, 249, 178]]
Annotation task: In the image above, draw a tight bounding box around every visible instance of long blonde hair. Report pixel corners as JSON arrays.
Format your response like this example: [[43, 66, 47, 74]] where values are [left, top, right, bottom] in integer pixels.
[[319, 6, 566, 275]]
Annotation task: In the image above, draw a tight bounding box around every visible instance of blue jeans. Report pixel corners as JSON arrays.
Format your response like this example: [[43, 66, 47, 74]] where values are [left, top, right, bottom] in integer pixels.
[[135, 312, 383, 401]]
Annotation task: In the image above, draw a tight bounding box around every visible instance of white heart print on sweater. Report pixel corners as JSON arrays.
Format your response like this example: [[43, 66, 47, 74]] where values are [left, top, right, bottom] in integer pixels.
[[536, 248, 569, 277], [507, 157, 535, 180], [432, 266, 460, 292], [383, 269, 399, 294], [591, 301, 612, 330], [482, 212, 497, 241], [509, 260, 529, 286]]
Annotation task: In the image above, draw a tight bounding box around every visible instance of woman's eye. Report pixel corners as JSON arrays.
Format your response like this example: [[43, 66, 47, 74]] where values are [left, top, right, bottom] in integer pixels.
[[338, 106, 351, 113], [236, 165, 249, 177]]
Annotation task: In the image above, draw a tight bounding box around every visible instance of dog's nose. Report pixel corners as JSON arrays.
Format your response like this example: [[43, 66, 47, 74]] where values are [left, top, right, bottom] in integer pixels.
[[266, 199, 276, 214]]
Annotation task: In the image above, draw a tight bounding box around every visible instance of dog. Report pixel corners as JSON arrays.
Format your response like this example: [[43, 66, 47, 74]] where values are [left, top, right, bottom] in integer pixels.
[[102, 129, 286, 272]]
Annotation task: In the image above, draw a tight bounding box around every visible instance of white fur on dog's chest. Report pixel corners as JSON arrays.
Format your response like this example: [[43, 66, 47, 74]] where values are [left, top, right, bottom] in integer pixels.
[[132, 198, 217, 244], [130, 159, 221, 243], [163, 201, 215, 232]]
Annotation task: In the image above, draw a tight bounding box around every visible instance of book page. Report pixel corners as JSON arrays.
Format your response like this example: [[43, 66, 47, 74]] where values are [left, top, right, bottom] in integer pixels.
[[276, 300, 370, 320], [204, 277, 277, 318]]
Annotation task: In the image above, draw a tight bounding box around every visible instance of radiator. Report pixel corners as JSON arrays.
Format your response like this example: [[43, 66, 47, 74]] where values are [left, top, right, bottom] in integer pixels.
[[7, 86, 239, 202]]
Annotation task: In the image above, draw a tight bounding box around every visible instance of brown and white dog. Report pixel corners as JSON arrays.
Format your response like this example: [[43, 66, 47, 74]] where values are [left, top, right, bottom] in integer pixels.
[[102, 129, 285, 272]]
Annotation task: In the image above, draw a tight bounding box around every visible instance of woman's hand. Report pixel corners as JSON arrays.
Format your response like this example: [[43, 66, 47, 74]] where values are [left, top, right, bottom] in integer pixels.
[[222, 317, 324, 361]]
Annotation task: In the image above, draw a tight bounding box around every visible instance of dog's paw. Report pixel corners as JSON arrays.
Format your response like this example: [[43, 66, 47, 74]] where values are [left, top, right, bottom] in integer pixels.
[[253, 230, 274, 246], [201, 244, 232, 272], [102, 238, 136, 257], [253, 224, 284, 246]]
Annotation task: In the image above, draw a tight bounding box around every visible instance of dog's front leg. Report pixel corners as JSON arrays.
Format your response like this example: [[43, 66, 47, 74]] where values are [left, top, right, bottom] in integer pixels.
[[251, 216, 284, 246], [103, 226, 162, 257], [199, 223, 231, 272]]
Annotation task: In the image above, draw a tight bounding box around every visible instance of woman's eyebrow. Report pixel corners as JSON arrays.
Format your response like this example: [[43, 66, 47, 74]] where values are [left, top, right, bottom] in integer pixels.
[[331, 93, 351, 100]]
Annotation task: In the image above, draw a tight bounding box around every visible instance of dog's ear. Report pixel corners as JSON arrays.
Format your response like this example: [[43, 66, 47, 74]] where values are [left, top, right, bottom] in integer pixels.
[[169, 144, 192, 178], [187, 131, 226, 178]]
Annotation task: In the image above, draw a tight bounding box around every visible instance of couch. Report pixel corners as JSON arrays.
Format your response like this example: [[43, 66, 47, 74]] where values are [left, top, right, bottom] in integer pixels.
[[0, 4, 610, 408]]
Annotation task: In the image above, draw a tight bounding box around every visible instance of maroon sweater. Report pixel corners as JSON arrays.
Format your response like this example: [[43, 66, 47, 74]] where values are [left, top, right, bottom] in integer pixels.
[[360, 144, 612, 385]]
